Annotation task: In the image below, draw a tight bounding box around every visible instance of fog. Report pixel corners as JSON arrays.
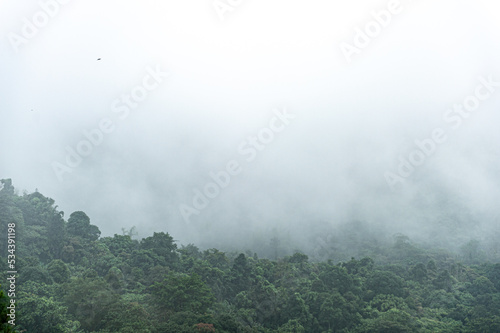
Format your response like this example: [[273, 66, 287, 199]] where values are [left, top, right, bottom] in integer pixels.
[[1, 0, 500, 257]]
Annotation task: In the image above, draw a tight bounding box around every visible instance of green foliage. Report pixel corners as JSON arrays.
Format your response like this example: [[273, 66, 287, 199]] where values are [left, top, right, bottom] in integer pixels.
[[19, 265, 53, 285], [47, 212, 67, 260], [0, 285, 15, 332], [278, 319, 305, 332], [409, 263, 428, 282], [318, 264, 355, 294], [17, 292, 79, 333], [433, 269, 454, 291], [366, 270, 406, 298], [369, 294, 409, 312], [101, 234, 138, 257], [466, 315, 500, 332], [287, 253, 308, 265], [103, 300, 153, 332], [151, 273, 215, 314], [67, 211, 101, 241], [3, 181, 500, 333], [140, 232, 178, 267], [63, 276, 119, 332], [48, 259, 71, 284], [356, 308, 418, 333], [469, 276, 496, 296]]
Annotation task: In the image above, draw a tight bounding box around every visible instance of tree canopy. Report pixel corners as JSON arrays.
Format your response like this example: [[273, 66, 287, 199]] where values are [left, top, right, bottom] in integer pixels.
[[1, 180, 500, 332]]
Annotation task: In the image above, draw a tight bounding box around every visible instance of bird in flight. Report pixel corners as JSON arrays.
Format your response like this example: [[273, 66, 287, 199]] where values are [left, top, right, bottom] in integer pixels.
[[97, 58, 101, 61]]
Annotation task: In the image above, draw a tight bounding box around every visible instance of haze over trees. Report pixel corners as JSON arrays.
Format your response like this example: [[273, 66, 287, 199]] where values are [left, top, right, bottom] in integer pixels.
[[1, 179, 500, 332], [1, 1, 499, 332]]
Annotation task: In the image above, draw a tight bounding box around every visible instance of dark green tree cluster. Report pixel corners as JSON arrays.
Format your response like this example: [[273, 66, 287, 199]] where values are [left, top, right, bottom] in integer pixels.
[[1, 179, 500, 332]]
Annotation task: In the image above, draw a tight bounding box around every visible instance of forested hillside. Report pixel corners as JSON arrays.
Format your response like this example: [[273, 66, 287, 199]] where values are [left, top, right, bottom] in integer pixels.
[[1, 179, 500, 332]]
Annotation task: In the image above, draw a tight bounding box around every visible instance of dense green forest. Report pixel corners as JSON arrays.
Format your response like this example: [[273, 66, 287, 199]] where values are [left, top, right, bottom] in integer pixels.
[[1, 178, 500, 332]]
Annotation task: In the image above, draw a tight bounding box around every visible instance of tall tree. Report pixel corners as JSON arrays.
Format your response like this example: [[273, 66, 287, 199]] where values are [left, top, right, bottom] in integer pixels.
[[67, 211, 101, 241], [140, 232, 178, 266]]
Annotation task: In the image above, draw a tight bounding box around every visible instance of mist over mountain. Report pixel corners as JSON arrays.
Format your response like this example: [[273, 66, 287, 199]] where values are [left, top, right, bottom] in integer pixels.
[[3, 2, 500, 332], [1, 0, 500, 257]]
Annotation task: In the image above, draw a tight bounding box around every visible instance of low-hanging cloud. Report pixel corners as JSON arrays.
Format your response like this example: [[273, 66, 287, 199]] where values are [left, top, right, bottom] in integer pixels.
[[1, 0, 500, 256]]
